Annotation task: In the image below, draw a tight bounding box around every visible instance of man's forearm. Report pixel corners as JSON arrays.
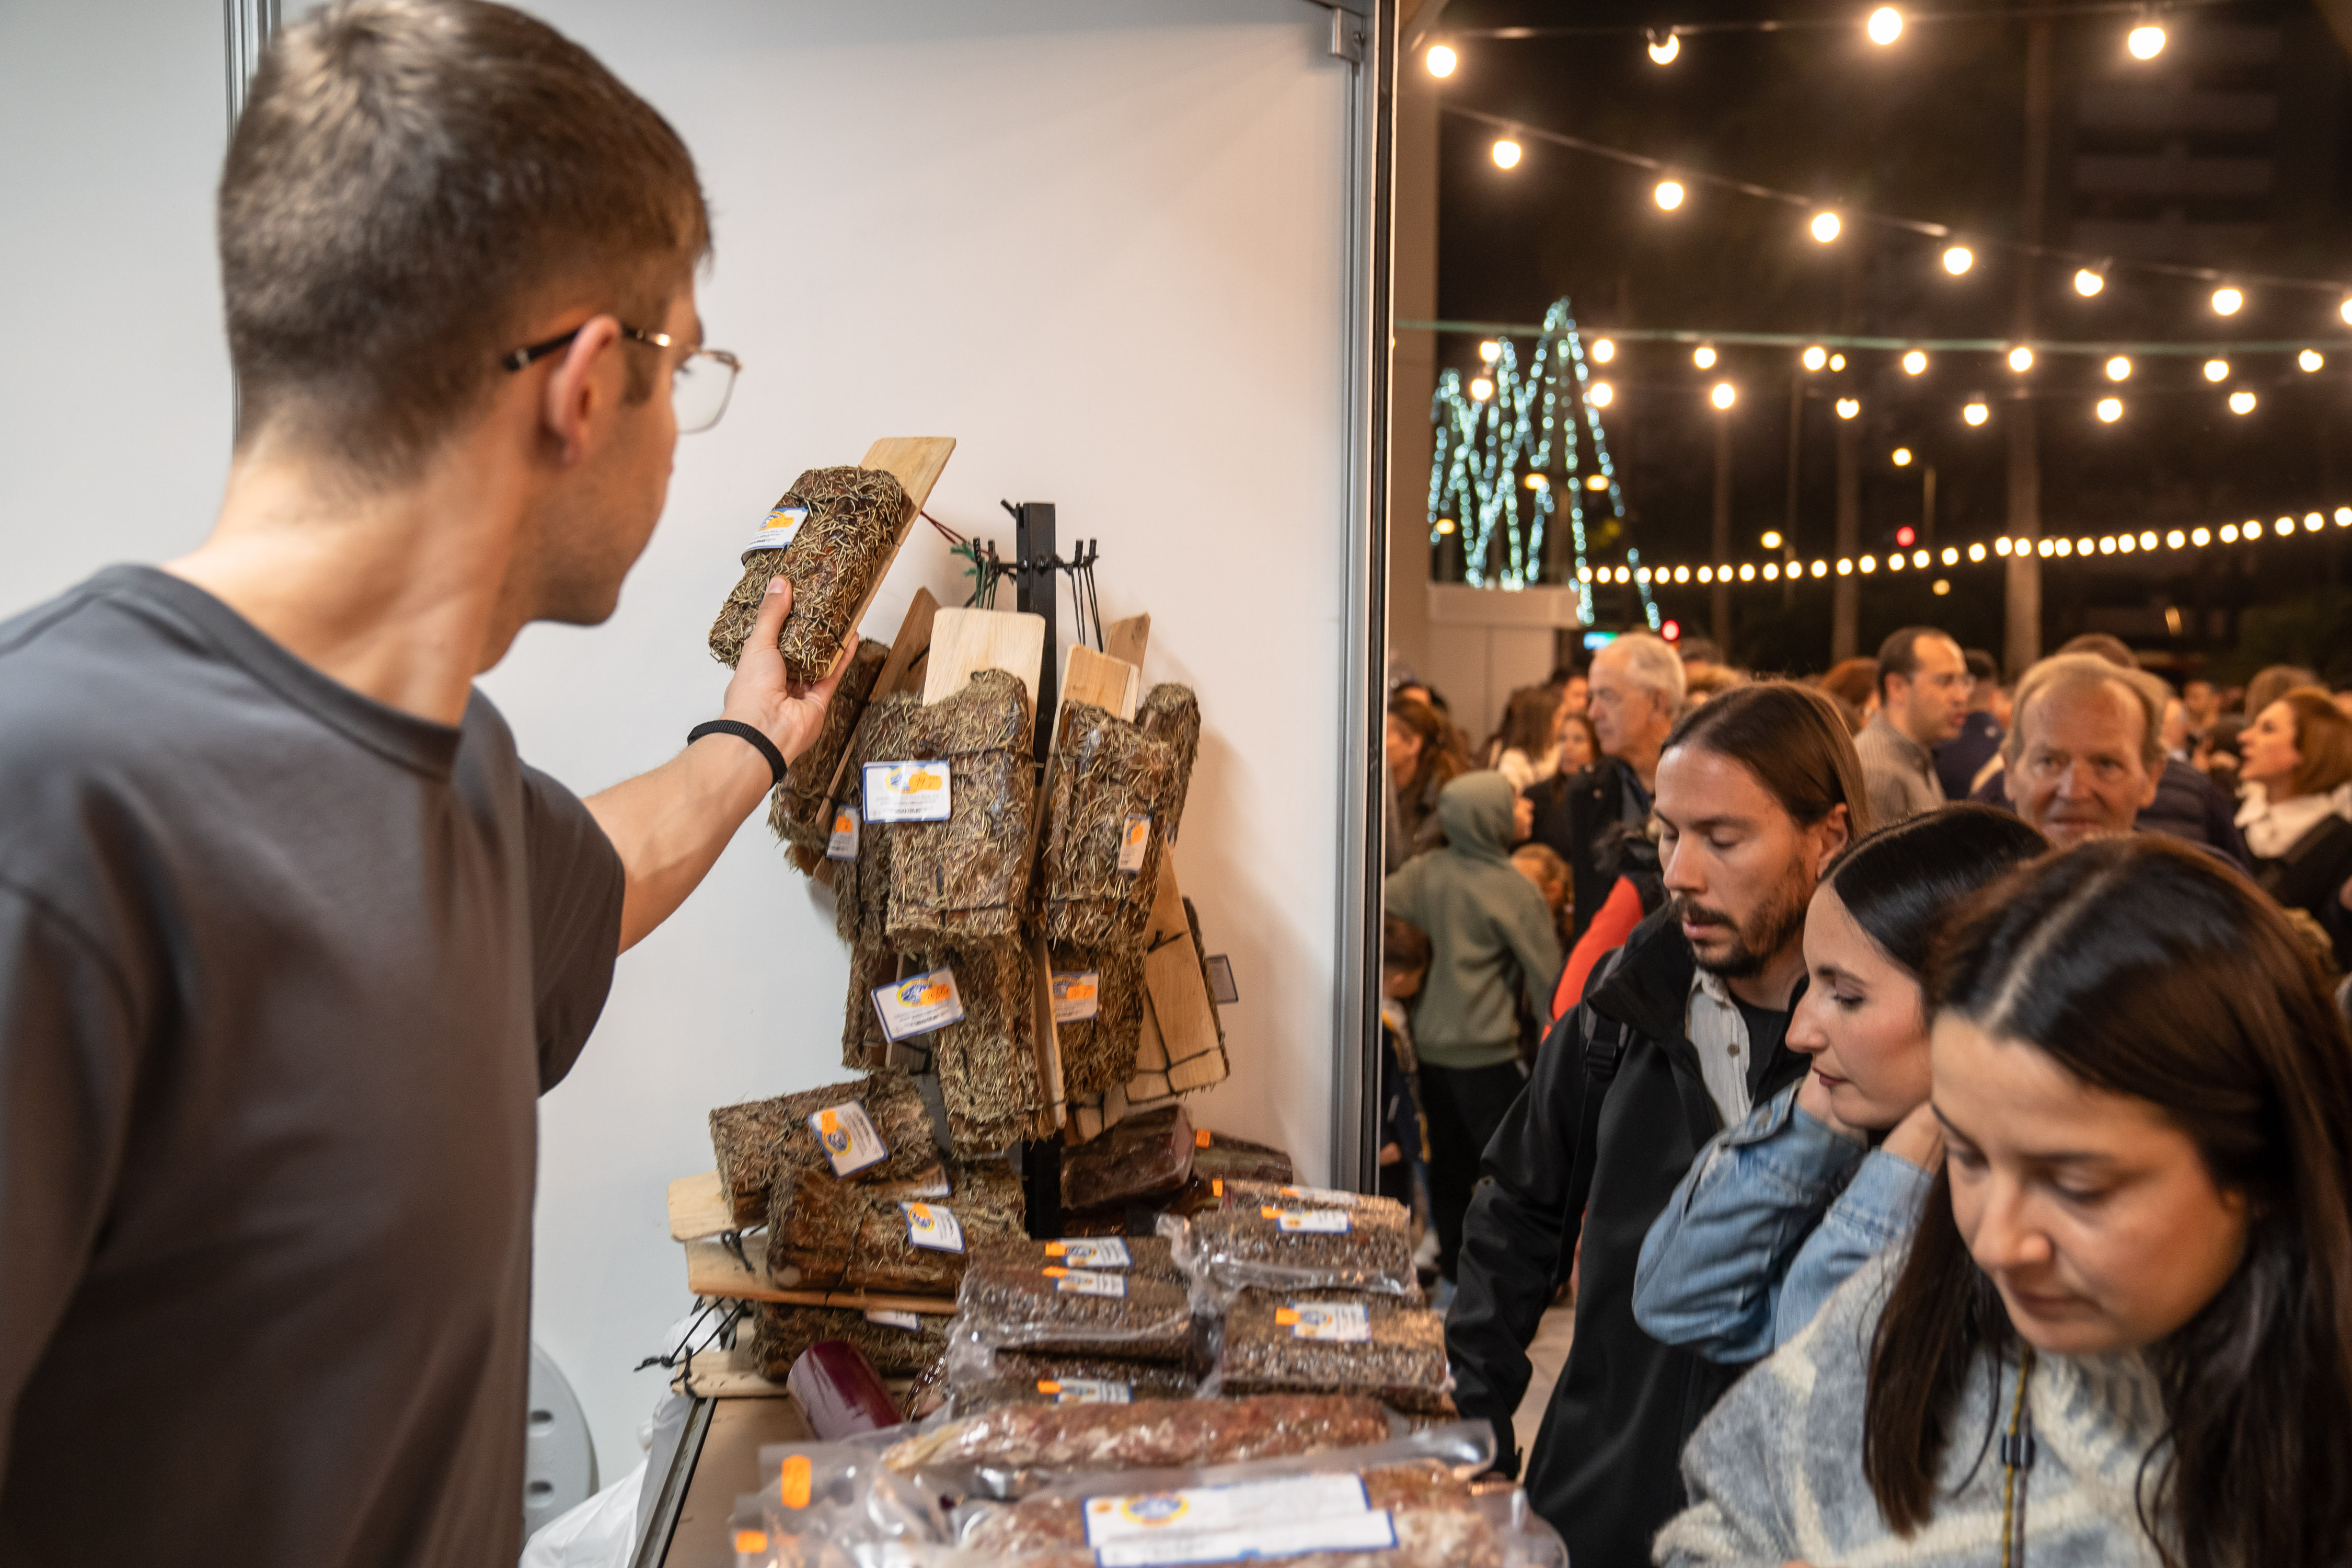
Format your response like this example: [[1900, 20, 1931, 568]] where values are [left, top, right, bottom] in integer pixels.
[[585, 734, 773, 952]]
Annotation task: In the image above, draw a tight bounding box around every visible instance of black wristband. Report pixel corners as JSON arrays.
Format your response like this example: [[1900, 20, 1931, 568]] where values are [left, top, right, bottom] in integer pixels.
[[688, 720, 788, 789]]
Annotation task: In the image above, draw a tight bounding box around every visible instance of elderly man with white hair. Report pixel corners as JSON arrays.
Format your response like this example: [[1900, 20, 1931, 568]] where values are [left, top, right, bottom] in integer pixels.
[[1528, 631, 1685, 941]]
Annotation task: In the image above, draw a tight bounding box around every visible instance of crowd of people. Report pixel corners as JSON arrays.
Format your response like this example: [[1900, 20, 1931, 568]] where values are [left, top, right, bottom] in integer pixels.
[[1381, 630, 2352, 1566]]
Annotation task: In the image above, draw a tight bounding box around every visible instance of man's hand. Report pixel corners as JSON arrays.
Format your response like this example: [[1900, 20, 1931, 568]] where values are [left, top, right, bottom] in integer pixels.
[[722, 575, 848, 764], [584, 575, 850, 953]]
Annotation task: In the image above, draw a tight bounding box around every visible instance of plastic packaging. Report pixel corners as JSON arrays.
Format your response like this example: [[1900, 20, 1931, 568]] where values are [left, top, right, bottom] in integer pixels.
[[880, 1393, 1397, 1492], [1163, 1182, 1416, 1301], [1208, 1290, 1456, 1417], [769, 1161, 1025, 1294], [754, 1435, 949, 1567], [789, 1341, 903, 1440], [945, 1352, 1197, 1419], [951, 1257, 1194, 1363], [970, 1235, 1183, 1282], [752, 1303, 948, 1380], [1058, 1106, 1195, 1212]]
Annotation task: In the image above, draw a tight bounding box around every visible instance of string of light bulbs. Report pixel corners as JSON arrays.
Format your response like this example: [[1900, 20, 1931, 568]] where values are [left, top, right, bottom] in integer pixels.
[[1429, 1, 2238, 52], [1446, 102, 2352, 309], [1577, 507, 2352, 602]]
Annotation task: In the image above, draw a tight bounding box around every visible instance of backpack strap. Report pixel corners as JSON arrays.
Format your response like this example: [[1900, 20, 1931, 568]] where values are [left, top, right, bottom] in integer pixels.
[[1555, 949, 1635, 1278]]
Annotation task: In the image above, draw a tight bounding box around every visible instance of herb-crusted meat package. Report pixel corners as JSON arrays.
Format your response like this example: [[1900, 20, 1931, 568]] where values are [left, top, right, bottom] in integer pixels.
[[880, 1393, 1394, 1480], [1036, 703, 1178, 951], [917, 942, 1046, 1155], [1136, 682, 1202, 838], [1169, 1180, 1416, 1299], [767, 636, 889, 856], [886, 670, 1035, 948], [768, 1158, 1025, 1294], [708, 466, 913, 681], [972, 1235, 1183, 1282], [833, 693, 920, 946], [952, 1255, 1195, 1363], [707, 1069, 941, 1228], [749, 1302, 947, 1380], [1213, 1289, 1456, 1416], [1048, 943, 1145, 1098], [1058, 1104, 1194, 1211]]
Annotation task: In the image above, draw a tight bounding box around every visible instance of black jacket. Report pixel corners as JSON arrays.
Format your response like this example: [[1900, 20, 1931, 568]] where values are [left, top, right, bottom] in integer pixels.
[[2255, 813, 2352, 970], [1445, 904, 1809, 1568], [1528, 757, 1643, 943]]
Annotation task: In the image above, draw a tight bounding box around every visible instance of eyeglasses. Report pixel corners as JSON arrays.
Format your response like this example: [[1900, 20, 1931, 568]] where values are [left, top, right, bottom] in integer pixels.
[[502, 322, 743, 434]]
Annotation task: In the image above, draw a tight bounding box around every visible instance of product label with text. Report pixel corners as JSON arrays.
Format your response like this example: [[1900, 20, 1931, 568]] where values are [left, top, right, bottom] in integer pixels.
[[1050, 970, 1101, 1023], [1261, 1206, 1351, 1235], [900, 1202, 965, 1254], [1045, 1238, 1133, 1269], [826, 805, 859, 861], [1039, 1378, 1132, 1405], [864, 1309, 923, 1332], [1117, 814, 1152, 874], [1043, 1266, 1127, 1298], [742, 503, 806, 558], [863, 760, 952, 823], [1276, 1301, 1371, 1342], [807, 1101, 887, 1178], [872, 969, 965, 1042]]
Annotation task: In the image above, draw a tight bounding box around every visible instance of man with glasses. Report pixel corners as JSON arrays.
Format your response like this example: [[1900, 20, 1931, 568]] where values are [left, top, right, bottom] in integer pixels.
[[0, 6, 815, 1565]]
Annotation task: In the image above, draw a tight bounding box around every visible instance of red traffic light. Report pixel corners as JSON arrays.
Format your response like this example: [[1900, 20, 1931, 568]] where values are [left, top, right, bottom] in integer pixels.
[[1896, 526, 1917, 547], [1662, 619, 1681, 642]]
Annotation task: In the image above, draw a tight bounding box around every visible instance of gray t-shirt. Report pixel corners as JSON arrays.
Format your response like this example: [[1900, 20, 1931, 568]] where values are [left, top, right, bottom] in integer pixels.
[[0, 566, 624, 1567]]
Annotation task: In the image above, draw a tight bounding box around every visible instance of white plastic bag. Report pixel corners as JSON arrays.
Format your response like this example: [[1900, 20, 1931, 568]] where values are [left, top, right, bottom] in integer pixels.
[[519, 1458, 646, 1568]]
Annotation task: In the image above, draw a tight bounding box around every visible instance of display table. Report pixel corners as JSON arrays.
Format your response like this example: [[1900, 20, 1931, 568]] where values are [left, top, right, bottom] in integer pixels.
[[633, 1383, 810, 1568]]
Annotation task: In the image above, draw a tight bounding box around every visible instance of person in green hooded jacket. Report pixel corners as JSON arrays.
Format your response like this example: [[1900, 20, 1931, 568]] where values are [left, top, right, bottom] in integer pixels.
[[1385, 771, 1564, 1281]]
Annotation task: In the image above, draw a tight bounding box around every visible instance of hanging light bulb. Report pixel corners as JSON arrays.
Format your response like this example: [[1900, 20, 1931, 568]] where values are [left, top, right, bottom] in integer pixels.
[[1942, 246, 1974, 275], [1903, 350, 1928, 375], [2074, 267, 2106, 297], [2342, 299, 2352, 326], [1524, 472, 1550, 491], [1425, 44, 1458, 77], [2229, 390, 2256, 414], [1470, 377, 1494, 401], [1479, 340, 1500, 363], [1654, 179, 1686, 211], [2106, 355, 2132, 381], [1829, 353, 1847, 371], [2008, 345, 2034, 372], [1802, 345, 1828, 371], [1693, 344, 1717, 370], [1761, 531, 1784, 550], [1811, 211, 1842, 244], [2204, 359, 2230, 382], [2127, 22, 2166, 59], [1584, 473, 1609, 490], [1836, 397, 1861, 419], [1647, 29, 1680, 64], [2096, 397, 2124, 422], [1591, 338, 1615, 363], [1868, 7, 1904, 45], [1588, 381, 1614, 408], [1710, 382, 1737, 410], [1964, 400, 1990, 426], [2301, 349, 2325, 373], [2211, 286, 2244, 316], [1893, 447, 1913, 466]]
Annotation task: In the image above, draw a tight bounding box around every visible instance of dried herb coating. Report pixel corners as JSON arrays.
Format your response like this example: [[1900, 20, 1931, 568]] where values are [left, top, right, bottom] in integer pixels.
[[769, 1159, 1026, 1293], [1136, 683, 1202, 840], [970, 1235, 1182, 1282], [1037, 702, 1178, 951], [1059, 1105, 1194, 1211], [708, 466, 912, 681], [1216, 1289, 1456, 1416], [749, 1303, 948, 1379], [1050, 943, 1145, 1098], [956, 1348, 1199, 1414], [959, 1461, 1473, 1558], [833, 693, 921, 946], [887, 671, 1035, 948], [952, 1258, 1194, 1362], [920, 941, 1045, 1155], [768, 637, 889, 852], [707, 1069, 940, 1227], [1182, 1181, 1416, 1297], [841, 939, 899, 1071], [1190, 1133, 1296, 1190], [880, 1393, 1392, 1477]]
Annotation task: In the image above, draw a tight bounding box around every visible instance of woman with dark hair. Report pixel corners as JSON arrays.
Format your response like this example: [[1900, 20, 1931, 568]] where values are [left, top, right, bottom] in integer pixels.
[[1634, 805, 2049, 1361], [1658, 836, 2352, 1568], [1386, 694, 1463, 871], [1558, 709, 1600, 776], [1492, 684, 1566, 794]]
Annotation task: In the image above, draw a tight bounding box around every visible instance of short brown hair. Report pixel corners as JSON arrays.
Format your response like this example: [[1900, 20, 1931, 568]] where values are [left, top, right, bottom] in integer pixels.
[[221, 0, 711, 479], [2002, 653, 2169, 772], [2275, 688, 2352, 798]]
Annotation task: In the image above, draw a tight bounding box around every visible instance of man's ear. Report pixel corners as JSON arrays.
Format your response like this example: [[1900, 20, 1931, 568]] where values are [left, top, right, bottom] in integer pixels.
[[1812, 801, 1852, 875], [2137, 764, 2163, 809], [540, 314, 624, 467]]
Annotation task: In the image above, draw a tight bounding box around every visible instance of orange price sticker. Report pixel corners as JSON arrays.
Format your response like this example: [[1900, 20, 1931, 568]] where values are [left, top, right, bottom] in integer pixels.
[[1036, 1379, 1063, 1394], [1260, 1206, 1281, 1219], [1212, 1179, 1224, 1198], [1275, 1308, 1301, 1326], [1044, 1241, 1067, 1256], [1196, 1127, 1212, 1148], [779, 1454, 812, 1510], [1043, 1266, 1069, 1278], [735, 1529, 770, 1553]]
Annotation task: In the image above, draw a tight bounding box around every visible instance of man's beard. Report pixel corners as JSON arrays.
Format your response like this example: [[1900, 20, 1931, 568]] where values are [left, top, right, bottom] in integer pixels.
[[1671, 872, 1812, 980]]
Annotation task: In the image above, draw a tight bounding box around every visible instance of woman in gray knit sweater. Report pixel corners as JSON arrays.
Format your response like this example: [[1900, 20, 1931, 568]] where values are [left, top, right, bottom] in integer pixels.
[[1659, 837, 2352, 1568]]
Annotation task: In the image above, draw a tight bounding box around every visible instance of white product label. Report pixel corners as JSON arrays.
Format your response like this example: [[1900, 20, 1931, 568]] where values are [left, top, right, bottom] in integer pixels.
[[806, 1101, 887, 1178], [864, 1309, 923, 1332], [1045, 1238, 1132, 1269], [1279, 1301, 1371, 1342], [1276, 1184, 1358, 1206], [1261, 1206, 1351, 1235], [1051, 970, 1102, 1023], [1116, 814, 1152, 874], [900, 1201, 964, 1254], [826, 805, 859, 861], [862, 760, 952, 823], [1039, 1377, 1132, 1405], [871, 969, 965, 1042], [742, 503, 806, 557], [1044, 1266, 1127, 1298], [1085, 1474, 1376, 1550], [1091, 1513, 1397, 1568]]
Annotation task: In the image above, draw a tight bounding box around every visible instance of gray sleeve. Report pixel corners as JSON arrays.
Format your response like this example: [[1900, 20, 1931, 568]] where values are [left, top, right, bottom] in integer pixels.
[[519, 765, 625, 1092], [0, 884, 139, 1480]]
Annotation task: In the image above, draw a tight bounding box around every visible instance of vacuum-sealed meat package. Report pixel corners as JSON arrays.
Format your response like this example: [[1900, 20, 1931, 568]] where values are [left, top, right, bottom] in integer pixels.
[[751, 1302, 949, 1380], [880, 1393, 1394, 1483], [1210, 1290, 1456, 1416], [1166, 1181, 1415, 1299], [708, 466, 913, 681], [952, 1256, 1194, 1363], [970, 1235, 1183, 1282], [944, 1347, 1197, 1418], [1058, 1105, 1194, 1212]]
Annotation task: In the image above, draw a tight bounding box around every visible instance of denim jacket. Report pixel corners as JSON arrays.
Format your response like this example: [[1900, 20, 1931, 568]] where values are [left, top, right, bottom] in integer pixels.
[[1631, 1081, 1933, 1363]]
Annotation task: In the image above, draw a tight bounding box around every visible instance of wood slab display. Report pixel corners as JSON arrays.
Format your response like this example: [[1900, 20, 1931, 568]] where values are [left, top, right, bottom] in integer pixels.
[[668, 1171, 733, 1242], [682, 1237, 956, 1313], [832, 436, 954, 667], [921, 607, 1046, 731]]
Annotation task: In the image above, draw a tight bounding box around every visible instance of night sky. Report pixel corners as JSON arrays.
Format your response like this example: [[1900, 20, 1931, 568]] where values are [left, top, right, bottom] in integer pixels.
[[1423, 0, 2352, 675]]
